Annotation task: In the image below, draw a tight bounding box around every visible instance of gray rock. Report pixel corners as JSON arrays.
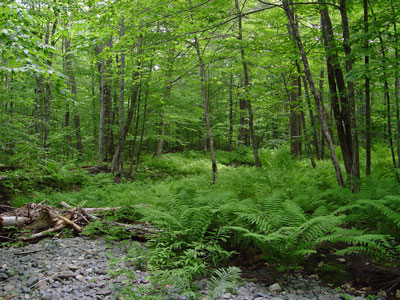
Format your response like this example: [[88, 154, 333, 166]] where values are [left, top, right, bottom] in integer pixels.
[[26, 276, 39, 287], [268, 283, 282, 293], [3, 284, 15, 292], [0, 272, 8, 280]]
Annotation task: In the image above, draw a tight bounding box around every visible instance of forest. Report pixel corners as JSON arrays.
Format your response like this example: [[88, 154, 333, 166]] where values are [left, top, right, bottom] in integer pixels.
[[1, 0, 400, 299]]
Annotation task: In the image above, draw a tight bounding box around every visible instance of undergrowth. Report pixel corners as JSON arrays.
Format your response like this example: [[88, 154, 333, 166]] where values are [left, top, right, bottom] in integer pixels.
[[6, 146, 400, 296]]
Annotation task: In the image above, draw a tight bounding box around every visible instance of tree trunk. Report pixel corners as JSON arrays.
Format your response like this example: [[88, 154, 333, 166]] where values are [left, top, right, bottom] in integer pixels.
[[235, 0, 261, 167], [319, 69, 326, 160], [62, 38, 71, 159], [97, 46, 105, 166], [129, 85, 142, 175], [65, 38, 83, 158], [339, 0, 360, 191], [111, 34, 143, 170], [229, 72, 234, 152], [136, 62, 152, 169], [302, 76, 320, 159], [370, 7, 398, 180], [112, 18, 125, 173], [389, 0, 400, 169], [194, 36, 217, 184], [43, 20, 57, 158], [364, 0, 371, 176], [282, 0, 344, 186], [320, 5, 353, 179], [104, 37, 114, 161]]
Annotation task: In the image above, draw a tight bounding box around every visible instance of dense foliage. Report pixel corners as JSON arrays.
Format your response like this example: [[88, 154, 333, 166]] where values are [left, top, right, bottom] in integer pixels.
[[1, 0, 400, 298]]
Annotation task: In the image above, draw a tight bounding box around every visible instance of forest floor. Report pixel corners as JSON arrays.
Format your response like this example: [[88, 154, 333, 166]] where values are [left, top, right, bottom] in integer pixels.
[[0, 149, 399, 299], [0, 236, 378, 300]]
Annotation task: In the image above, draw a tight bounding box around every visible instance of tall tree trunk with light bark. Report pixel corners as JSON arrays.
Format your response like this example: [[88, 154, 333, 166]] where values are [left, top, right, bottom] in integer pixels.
[[282, 0, 344, 186]]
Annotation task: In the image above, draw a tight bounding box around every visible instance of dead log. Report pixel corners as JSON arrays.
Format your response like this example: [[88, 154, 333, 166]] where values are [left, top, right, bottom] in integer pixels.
[[0, 216, 29, 226], [22, 210, 75, 241], [23, 209, 55, 232]]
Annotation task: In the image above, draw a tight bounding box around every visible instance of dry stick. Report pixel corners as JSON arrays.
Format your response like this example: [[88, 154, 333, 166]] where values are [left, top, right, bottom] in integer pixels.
[[57, 215, 82, 232], [22, 223, 67, 241]]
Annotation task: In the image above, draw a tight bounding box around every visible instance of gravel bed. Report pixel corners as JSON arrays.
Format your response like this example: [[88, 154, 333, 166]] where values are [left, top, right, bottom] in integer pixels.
[[0, 237, 387, 300]]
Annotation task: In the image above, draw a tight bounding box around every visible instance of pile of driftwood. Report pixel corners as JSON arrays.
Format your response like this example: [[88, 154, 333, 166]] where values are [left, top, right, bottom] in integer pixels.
[[0, 202, 158, 243]]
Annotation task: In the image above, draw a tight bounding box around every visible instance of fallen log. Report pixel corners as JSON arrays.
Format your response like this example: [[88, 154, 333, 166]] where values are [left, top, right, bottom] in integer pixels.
[[60, 201, 152, 212], [0, 216, 29, 226], [22, 210, 75, 240]]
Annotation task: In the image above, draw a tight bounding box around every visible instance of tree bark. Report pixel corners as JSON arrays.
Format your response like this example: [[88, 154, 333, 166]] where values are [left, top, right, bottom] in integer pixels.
[[65, 38, 83, 158], [111, 34, 143, 170], [194, 36, 217, 184], [320, 5, 353, 179], [302, 76, 320, 159], [136, 62, 152, 169], [282, 0, 344, 186], [97, 46, 105, 166], [364, 0, 371, 176], [112, 18, 125, 173], [389, 0, 400, 168], [229, 72, 234, 152], [235, 0, 262, 167], [339, 0, 360, 191], [370, 7, 398, 180], [43, 19, 58, 158]]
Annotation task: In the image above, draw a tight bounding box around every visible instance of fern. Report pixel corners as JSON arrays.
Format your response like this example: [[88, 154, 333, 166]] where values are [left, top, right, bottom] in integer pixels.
[[207, 267, 241, 299]]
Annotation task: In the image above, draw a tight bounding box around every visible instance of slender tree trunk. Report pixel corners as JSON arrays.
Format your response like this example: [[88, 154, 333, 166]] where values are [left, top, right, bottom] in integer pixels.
[[129, 85, 142, 175], [229, 72, 234, 152], [97, 46, 105, 166], [282, 0, 344, 186], [155, 114, 165, 156], [62, 38, 71, 159], [155, 48, 173, 157], [111, 34, 143, 170], [370, 8, 398, 179], [302, 76, 320, 159], [104, 37, 113, 161], [319, 69, 325, 160], [235, 0, 261, 167], [389, 0, 400, 168], [65, 38, 83, 158], [194, 36, 217, 183], [43, 20, 57, 158], [340, 0, 360, 191], [91, 62, 97, 143], [320, 5, 353, 179], [112, 18, 125, 173], [136, 62, 152, 170], [364, 0, 371, 176]]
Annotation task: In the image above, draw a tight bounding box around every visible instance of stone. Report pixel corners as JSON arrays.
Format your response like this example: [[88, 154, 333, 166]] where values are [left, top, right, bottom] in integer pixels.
[[256, 292, 269, 297], [269, 283, 282, 293], [96, 289, 112, 296], [26, 277, 39, 287], [222, 293, 234, 299], [3, 284, 16, 292], [0, 271, 9, 280]]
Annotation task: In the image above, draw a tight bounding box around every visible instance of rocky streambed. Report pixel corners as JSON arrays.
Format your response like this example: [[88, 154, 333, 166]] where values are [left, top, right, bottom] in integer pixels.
[[0, 237, 387, 300]]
